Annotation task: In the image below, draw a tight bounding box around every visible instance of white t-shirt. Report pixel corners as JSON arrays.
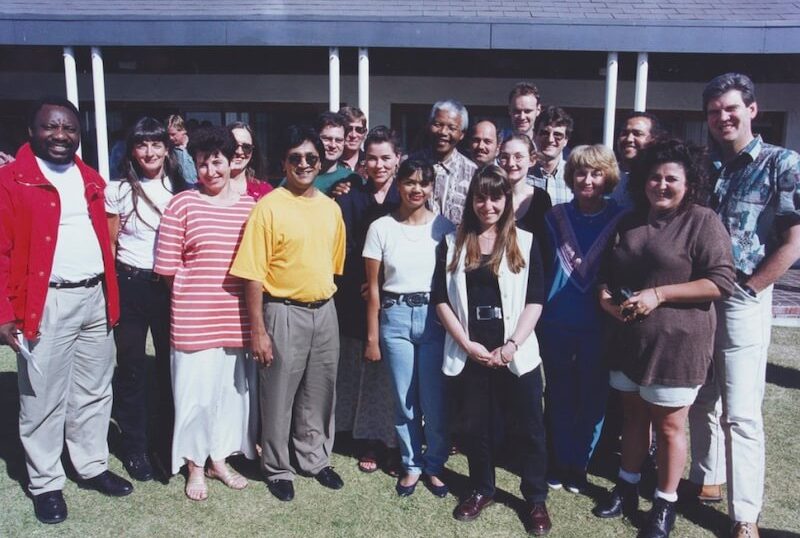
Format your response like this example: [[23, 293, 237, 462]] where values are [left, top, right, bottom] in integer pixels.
[[36, 157, 105, 282], [362, 213, 455, 294], [105, 177, 176, 269]]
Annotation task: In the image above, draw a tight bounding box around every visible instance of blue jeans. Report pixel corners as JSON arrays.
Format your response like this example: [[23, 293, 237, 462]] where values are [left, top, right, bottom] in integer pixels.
[[380, 301, 448, 476], [538, 321, 608, 472]]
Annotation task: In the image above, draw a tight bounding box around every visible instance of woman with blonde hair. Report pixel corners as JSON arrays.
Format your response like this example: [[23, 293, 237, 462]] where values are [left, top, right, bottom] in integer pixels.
[[537, 144, 627, 493]]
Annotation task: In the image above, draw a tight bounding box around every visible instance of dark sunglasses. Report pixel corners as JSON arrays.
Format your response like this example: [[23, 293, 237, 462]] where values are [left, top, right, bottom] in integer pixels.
[[235, 143, 254, 155], [287, 152, 320, 167], [346, 125, 368, 135]]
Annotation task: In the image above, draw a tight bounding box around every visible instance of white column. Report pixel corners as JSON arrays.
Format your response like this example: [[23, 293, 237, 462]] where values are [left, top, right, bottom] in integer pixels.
[[329, 46, 340, 112], [634, 52, 649, 112], [91, 47, 110, 181], [602, 51, 619, 148], [62, 46, 81, 158], [358, 47, 369, 122]]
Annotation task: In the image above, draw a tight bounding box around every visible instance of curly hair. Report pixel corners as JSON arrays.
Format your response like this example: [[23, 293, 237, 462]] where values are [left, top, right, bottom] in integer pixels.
[[628, 139, 709, 213]]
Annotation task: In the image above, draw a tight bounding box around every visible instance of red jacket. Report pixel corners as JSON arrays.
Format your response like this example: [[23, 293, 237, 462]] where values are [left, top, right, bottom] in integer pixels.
[[0, 143, 120, 339]]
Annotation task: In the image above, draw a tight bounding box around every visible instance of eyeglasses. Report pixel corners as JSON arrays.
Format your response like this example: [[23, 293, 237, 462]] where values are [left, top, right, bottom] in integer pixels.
[[498, 153, 528, 164], [287, 153, 320, 167], [536, 128, 567, 142], [235, 143, 254, 156], [346, 125, 367, 135]]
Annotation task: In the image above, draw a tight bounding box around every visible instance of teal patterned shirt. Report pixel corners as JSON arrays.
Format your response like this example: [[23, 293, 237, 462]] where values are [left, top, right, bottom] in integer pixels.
[[710, 136, 800, 275]]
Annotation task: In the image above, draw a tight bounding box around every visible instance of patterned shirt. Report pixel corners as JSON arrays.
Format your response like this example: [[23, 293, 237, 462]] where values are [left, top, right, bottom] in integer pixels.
[[528, 157, 573, 206], [710, 136, 800, 275], [411, 148, 476, 225]]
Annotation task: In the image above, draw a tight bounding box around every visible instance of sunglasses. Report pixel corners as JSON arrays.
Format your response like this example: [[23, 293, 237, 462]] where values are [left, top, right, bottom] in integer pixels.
[[287, 152, 320, 167], [346, 125, 368, 135], [235, 142, 254, 156]]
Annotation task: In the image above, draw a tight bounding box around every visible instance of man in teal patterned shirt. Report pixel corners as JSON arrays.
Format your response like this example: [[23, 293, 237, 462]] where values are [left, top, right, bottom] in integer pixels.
[[688, 72, 800, 538]]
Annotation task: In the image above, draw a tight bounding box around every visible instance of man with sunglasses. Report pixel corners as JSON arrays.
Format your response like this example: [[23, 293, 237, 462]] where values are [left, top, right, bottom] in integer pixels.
[[529, 106, 574, 206], [231, 125, 346, 503], [339, 106, 368, 175]]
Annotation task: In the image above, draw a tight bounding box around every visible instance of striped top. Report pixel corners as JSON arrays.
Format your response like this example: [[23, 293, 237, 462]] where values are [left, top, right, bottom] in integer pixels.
[[154, 190, 255, 352]]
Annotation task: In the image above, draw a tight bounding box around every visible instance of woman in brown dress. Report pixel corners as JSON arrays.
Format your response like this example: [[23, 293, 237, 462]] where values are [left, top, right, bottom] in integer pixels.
[[592, 140, 734, 538]]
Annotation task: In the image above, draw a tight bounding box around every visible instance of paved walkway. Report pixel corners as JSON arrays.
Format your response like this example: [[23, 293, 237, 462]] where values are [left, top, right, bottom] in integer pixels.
[[773, 268, 800, 326]]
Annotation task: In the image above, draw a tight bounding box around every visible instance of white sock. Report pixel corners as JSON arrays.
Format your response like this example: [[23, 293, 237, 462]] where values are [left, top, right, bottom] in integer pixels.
[[655, 489, 678, 503], [618, 469, 641, 485]]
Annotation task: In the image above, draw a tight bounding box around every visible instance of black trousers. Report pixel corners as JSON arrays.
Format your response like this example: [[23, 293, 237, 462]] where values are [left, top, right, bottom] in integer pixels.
[[458, 360, 548, 504], [111, 272, 172, 458]]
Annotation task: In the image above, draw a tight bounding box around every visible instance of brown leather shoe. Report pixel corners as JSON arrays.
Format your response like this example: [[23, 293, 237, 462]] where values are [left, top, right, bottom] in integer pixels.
[[677, 479, 723, 504], [698, 484, 723, 503], [453, 492, 494, 521], [527, 502, 552, 535], [731, 522, 760, 538]]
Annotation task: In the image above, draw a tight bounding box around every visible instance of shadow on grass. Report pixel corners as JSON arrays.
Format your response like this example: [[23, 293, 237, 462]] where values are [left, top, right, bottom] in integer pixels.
[[765, 362, 800, 390], [0, 371, 28, 494]]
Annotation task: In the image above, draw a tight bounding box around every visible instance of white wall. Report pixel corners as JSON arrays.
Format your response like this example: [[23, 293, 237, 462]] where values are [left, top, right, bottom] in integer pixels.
[[2, 72, 799, 149]]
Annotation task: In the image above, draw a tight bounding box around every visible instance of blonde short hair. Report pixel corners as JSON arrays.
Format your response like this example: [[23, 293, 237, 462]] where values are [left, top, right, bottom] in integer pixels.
[[564, 144, 620, 194]]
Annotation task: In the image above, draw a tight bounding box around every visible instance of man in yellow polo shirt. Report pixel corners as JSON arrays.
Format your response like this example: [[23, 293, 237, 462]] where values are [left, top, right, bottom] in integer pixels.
[[231, 125, 346, 502]]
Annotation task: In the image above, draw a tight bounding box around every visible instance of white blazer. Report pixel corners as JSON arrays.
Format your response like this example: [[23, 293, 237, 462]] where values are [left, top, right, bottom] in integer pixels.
[[441, 228, 542, 378]]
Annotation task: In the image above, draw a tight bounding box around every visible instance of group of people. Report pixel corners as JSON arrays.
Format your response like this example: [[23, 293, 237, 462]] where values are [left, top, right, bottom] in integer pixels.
[[0, 72, 798, 538]]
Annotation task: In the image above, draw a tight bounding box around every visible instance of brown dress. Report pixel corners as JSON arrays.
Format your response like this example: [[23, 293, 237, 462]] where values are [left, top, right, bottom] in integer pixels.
[[599, 204, 735, 387]]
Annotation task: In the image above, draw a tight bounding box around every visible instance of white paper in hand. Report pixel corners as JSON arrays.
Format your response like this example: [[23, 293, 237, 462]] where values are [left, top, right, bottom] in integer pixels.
[[16, 333, 42, 376]]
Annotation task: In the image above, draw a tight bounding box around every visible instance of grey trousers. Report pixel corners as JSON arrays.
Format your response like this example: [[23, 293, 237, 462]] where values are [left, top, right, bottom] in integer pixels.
[[17, 284, 116, 495], [260, 300, 339, 481]]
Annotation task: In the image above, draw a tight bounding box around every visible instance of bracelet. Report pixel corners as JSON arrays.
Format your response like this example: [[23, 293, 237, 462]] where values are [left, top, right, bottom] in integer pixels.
[[653, 287, 664, 304], [506, 338, 519, 351]]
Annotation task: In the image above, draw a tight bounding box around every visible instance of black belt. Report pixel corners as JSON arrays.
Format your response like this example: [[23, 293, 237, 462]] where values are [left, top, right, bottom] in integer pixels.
[[382, 291, 430, 307], [265, 295, 331, 309], [116, 261, 162, 282], [49, 274, 104, 289]]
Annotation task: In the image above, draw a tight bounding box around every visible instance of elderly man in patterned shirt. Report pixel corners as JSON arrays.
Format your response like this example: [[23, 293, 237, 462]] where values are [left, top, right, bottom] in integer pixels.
[[411, 99, 477, 225], [686, 73, 800, 538]]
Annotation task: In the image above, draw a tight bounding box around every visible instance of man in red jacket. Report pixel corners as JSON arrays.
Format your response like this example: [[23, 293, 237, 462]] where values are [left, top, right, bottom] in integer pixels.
[[0, 97, 131, 525]]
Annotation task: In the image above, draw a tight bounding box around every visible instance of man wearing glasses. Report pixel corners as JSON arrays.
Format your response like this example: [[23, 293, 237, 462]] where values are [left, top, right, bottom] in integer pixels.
[[339, 106, 368, 174], [528, 106, 574, 206], [231, 125, 346, 503], [314, 112, 355, 195]]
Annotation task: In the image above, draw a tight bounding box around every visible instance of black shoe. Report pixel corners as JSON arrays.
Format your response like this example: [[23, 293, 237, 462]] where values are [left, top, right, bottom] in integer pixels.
[[80, 470, 133, 497], [314, 466, 344, 490], [395, 476, 418, 497], [592, 479, 638, 519], [267, 479, 295, 501], [564, 469, 589, 494], [122, 452, 154, 482], [33, 490, 67, 524], [423, 475, 449, 498], [638, 497, 676, 538]]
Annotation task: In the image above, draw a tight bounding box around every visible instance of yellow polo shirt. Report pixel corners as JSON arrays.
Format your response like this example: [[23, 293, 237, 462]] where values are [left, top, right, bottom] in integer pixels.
[[230, 187, 345, 302]]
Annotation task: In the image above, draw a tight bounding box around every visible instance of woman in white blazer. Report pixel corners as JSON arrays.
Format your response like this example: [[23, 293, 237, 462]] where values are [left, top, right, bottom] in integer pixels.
[[432, 165, 552, 535]]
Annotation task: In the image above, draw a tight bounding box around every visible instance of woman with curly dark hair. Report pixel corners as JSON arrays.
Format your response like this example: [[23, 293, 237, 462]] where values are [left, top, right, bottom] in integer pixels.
[[592, 140, 735, 538]]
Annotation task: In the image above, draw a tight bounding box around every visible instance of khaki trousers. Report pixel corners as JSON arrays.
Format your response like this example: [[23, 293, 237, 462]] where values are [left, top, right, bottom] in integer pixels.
[[689, 284, 772, 523], [259, 300, 339, 481], [17, 284, 115, 495]]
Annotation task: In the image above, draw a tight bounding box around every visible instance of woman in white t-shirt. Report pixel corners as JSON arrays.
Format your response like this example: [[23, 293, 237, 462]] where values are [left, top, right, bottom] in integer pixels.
[[105, 117, 188, 482], [363, 159, 455, 498]]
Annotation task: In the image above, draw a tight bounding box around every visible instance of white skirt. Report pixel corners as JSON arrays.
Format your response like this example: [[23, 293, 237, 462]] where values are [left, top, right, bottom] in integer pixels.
[[170, 347, 259, 474]]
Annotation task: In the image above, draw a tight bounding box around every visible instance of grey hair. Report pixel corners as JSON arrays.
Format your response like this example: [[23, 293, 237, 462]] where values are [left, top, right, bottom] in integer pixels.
[[429, 99, 469, 132]]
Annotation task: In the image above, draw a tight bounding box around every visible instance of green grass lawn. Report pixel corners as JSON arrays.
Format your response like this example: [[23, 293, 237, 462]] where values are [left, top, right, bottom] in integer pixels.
[[0, 328, 798, 537]]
